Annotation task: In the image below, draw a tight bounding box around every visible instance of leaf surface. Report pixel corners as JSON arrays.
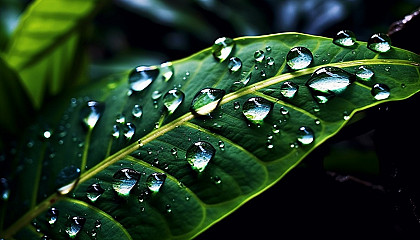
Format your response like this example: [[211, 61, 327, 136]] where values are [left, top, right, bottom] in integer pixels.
[[2, 32, 420, 239]]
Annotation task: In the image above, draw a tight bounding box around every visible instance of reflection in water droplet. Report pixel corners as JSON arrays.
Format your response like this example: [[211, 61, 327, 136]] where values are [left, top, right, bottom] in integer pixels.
[[132, 105, 143, 118], [333, 30, 356, 47], [254, 50, 265, 63], [368, 33, 392, 53], [297, 126, 314, 145], [212, 37, 235, 62], [116, 114, 126, 124], [218, 140, 225, 151], [371, 83, 390, 100], [231, 72, 252, 91], [47, 207, 59, 225], [160, 62, 174, 81], [355, 66, 374, 81], [123, 123, 136, 140], [56, 166, 81, 195], [266, 57, 275, 67], [286, 47, 313, 70], [163, 89, 185, 114], [65, 216, 86, 238], [186, 141, 215, 173], [228, 57, 242, 72], [129, 66, 159, 92], [112, 124, 120, 139], [112, 168, 141, 196], [280, 81, 299, 98], [80, 101, 105, 130], [242, 97, 273, 124], [306, 66, 355, 103], [0, 178, 10, 201], [190, 88, 225, 116], [86, 183, 105, 202], [146, 173, 167, 193], [211, 175, 222, 184]]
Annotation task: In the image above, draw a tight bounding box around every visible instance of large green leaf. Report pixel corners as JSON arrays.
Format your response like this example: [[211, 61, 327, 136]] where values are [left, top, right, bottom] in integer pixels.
[[5, 0, 106, 108], [1, 32, 419, 239]]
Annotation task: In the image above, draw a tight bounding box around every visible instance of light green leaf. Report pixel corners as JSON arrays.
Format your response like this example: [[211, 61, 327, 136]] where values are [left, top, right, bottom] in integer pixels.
[[5, 0, 105, 108], [2, 32, 419, 239]]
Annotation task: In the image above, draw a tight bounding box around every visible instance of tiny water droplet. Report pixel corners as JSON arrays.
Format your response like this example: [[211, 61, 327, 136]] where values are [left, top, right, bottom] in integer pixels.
[[371, 83, 390, 100], [254, 50, 265, 63], [95, 220, 102, 228], [218, 140, 225, 151], [355, 66, 374, 81], [297, 126, 314, 145], [231, 72, 252, 91], [132, 105, 143, 118], [280, 106, 289, 115], [160, 62, 174, 81], [86, 183, 105, 202], [343, 111, 350, 120], [314, 119, 321, 125], [112, 124, 120, 139], [306, 66, 355, 103], [129, 66, 159, 92], [368, 33, 391, 53], [112, 168, 141, 196], [146, 173, 167, 193], [0, 178, 10, 201], [242, 97, 273, 124], [47, 207, 59, 225], [212, 37, 235, 62], [266, 57, 275, 66], [123, 122, 136, 140], [211, 175, 222, 184], [65, 216, 86, 238], [280, 81, 299, 98], [265, 46, 272, 52], [166, 204, 172, 213], [80, 100, 105, 130], [163, 89, 185, 114], [171, 148, 178, 158], [286, 47, 313, 70], [115, 114, 126, 124], [138, 189, 150, 203], [42, 129, 52, 139], [333, 30, 356, 47], [186, 141, 216, 173], [56, 166, 81, 195], [272, 124, 280, 134], [228, 57, 242, 72], [190, 88, 225, 116]]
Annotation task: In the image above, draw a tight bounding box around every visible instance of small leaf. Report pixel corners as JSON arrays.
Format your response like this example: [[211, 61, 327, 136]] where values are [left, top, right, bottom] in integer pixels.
[[2, 32, 420, 240]]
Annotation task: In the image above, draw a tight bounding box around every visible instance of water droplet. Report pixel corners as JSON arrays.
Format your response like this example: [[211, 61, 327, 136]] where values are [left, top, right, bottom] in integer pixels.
[[272, 124, 280, 134], [112, 125, 120, 139], [286, 47, 313, 70], [265, 46, 272, 52], [212, 37, 235, 62], [132, 105, 143, 118], [65, 216, 86, 238], [211, 175, 222, 184], [138, 189, 151, 203], [186, 141, 215, 173], [47, 207, 59, 225], [123, 122, 136, 140], [280, 81, 299, 98], [170, 148, 178, 158], [343, 111, 350, 120], [160, 62, 174, 81], [86, 183, 105, 202], [355, 66, 374, 81], [146, 173, 167, 193], [333, 30, 356, 47], [254, 50, 265, 63], [112, 168, 141, 196], [80, 100, 105, 130], [367, 33, 391, 53], [56, 166, 81, 195], [218, 140, 225, 151], [190, 88, 225, 116], [95, 219, 102, 229], [163, 89, 185, 114], [280, 106, 289, 115], [231, 72, 252, 91], [242, 97, 273, 124], [151, 90, 162, 101], [0, 178, 10, 201], [227, 57, 242, 73], [42, 129, 52, 139], [266, 57, 275, 67], [166, 204, 172, 213], [297, 126, 314, 145], [306, 66, 355, 103], [129, 66, 159, 92], [233, 101, 240, 110], [115, 114, 126, 124], [371, 83, 390, 100]]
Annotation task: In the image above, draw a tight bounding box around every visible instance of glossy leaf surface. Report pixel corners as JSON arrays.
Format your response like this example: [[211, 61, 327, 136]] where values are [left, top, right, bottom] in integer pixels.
[[2, 33, 420, 239]]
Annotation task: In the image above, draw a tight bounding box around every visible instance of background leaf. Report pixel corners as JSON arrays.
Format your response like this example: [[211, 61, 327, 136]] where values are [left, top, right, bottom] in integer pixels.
[[1, 32, 419, 239]]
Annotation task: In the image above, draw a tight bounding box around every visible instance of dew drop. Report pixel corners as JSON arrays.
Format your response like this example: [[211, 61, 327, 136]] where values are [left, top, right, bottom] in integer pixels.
[[306, 66, 355, 103], [132, 105, 143, 118], [80, 100, 105, 130], [115, 114, 126, 124], [0, 178, 10, 201], [56, 166, 81, 195], [371, 83, 390, 100], [146, 173, 167, 193], [129, 66, 159, 92], [186, 141, 215, 173], [86, 183, 105, 202], [368, 33, 391, 53], [333, 30, 356, 47], [47, 207, 59, 225], [112, 168, 141, 196], [218, 140, 225, 151], [212, 37, 235, 62], [280, 106, 289, 115], [280, 81, 299, 98], [242, 97, 273, 124], [160, 62, 174, 82], [228, 57, 242, 72], [355, 66, 374, 81], [265, 46, 272, 52], [190, 88, 225, 116], [123, 122, 136, 140], [231, 72, 252, 91], [254, 50, 265, 63], [211, 175, 222, 184], [65, 216, 86, 239], [163, 89, 185, 114], [112, 124, 120, 139], [266, 57, 275, 67], [286, 47, 313, 70], [166, 204, 172, 213], [297, 126, 315, 145], [233, 101, 240, 110], [171, 148, 178, 158]]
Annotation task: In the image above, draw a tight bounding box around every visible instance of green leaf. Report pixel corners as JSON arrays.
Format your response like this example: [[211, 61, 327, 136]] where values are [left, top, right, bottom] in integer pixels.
[[5, 0, 105, 108], [2, 32, 419, 239]]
